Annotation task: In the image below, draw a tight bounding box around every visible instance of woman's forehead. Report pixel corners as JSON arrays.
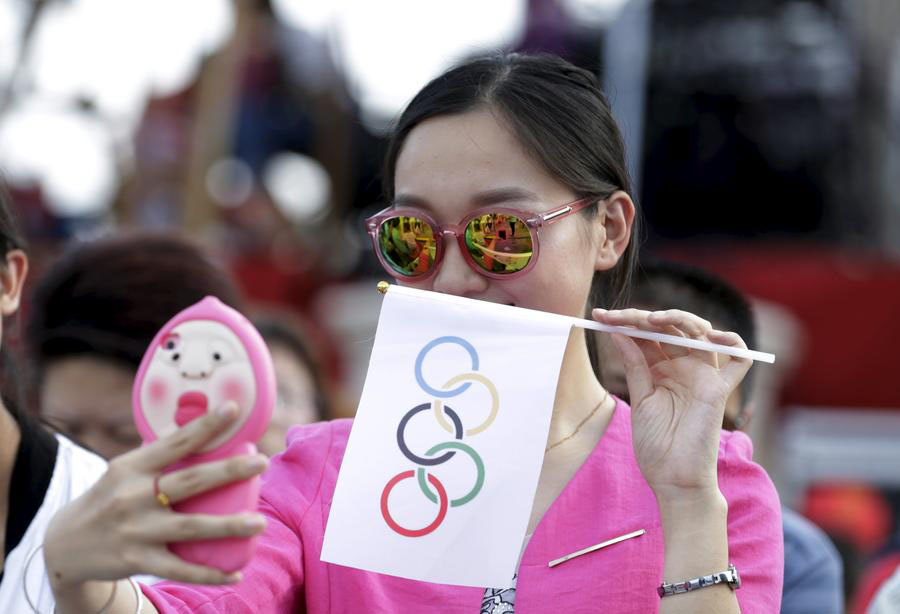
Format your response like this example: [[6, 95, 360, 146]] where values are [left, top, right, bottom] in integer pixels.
[[394, 110, 569, 212]]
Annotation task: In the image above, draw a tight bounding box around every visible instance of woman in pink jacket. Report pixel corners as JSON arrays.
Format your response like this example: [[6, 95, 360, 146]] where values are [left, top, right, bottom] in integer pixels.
[[44, 53, 783, 613]]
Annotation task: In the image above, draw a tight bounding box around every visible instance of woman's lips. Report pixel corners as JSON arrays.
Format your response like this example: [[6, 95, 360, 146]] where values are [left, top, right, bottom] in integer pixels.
[[175, 391, 209, 426]]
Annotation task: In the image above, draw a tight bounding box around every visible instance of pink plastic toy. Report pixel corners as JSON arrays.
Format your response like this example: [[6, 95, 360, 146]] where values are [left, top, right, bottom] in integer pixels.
[[133, 296, 276, 572]]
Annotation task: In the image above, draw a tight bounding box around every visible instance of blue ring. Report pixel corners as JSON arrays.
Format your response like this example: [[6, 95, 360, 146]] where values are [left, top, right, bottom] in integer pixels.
[[414, 336, 479, 397]]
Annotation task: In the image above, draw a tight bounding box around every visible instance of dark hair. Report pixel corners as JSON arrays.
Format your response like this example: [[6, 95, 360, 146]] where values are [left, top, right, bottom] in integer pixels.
[[629, 259, 758, 407], [0, 177, 27, 422], [25, 233, 245, 385], [253, 313, 329, 421], [382, 52, 639, 312], [0, 179, 25, 253]]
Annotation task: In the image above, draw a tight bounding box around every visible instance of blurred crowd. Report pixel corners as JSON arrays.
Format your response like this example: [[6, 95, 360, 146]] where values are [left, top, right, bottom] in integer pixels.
[[2, 0, 900, 611]]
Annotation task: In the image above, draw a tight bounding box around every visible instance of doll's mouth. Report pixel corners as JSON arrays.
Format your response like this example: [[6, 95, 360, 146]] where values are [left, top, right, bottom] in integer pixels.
[[175, 391, 209, 426]]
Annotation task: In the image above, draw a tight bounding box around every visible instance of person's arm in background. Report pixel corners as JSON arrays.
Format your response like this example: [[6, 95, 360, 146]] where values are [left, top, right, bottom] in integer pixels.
[[780, 508, 843, 614]]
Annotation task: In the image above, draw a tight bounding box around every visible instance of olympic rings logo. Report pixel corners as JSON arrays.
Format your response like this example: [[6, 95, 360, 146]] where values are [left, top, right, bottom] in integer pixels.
[[380, 336, 499, 537]]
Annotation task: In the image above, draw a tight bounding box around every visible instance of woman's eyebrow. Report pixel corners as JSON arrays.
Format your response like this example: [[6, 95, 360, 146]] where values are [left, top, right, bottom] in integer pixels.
[[393, 187, 540, 210], [470, 187, 540, 206], [392, 193, 432, 210]]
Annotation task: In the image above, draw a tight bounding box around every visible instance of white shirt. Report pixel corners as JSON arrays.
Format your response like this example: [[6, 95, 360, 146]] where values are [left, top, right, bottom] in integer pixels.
[[0, 434, 107, 613], [870, 567, 900, 614]]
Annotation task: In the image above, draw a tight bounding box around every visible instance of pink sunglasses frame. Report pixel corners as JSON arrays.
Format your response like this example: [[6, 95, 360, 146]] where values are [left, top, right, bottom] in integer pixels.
[[365, 196, 599, 281]]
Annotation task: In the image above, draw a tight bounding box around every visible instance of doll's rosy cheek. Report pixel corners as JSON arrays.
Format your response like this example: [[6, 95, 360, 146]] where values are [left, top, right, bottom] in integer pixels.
[[220, 376, 248, 406], [148, 377, 170, 405]]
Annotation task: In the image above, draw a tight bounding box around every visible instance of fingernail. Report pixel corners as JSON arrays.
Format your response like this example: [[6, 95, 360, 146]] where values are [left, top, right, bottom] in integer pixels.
[[244, 515, 266, 531], [216, 403, 238, 419], [248, 455, 268, 471]]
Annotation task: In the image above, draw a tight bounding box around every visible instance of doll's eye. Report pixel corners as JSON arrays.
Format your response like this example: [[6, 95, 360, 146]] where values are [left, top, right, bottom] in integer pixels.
[[166, 340, 176, 350], [171, 353, 180, 362], [209, 340, 233, 363]]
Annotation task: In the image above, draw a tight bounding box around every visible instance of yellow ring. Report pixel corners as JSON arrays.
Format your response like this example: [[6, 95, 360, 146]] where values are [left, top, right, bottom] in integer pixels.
[[156, 491, 171, 508], [432, 372, 499, 436], [153, 474, 172, 508]]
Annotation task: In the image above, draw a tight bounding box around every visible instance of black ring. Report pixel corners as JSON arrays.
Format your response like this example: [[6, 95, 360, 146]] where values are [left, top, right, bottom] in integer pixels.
[[397, 402, 463, 465]]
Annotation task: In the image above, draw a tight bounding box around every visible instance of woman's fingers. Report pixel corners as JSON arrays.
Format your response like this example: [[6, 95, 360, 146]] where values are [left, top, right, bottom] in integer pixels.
[[139, 512, 267, 542], [598, 308, 719, 367], [610, 333, 653, 405], [707, 329, 752, 388], [125, 403, 240, 472], [647, 309, 712, 338], [156, 454, 268, 505], [646, 310, 718, 367], [137, 549, 244, 585], [595, 309, 689, 365]]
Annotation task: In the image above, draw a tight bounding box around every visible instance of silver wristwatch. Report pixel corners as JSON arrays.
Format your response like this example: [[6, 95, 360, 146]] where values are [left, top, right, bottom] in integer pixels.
[[657, 563, 741, 598]]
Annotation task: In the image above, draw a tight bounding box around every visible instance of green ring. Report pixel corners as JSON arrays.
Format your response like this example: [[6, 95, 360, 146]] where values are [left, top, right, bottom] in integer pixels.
[[416, 441, 484, 508]]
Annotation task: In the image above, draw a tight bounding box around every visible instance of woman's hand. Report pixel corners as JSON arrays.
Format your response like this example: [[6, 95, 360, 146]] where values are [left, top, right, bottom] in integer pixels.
[[593, 308, 751, 503], [44, 403, 269, 591]]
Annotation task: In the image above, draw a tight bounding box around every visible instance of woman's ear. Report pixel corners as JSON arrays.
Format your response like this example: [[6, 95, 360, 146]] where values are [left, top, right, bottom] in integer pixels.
[[0, 249, 28, 316], [594, 191, 635, 272]]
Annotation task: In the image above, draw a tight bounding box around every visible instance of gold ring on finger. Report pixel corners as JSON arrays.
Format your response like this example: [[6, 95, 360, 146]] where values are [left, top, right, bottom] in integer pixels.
[[153, 474, 172, 508]]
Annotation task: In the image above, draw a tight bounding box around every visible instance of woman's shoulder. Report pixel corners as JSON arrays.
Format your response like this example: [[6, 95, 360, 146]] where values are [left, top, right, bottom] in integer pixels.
[[716, 428, 759, 470], [715, 427, 781, 518], [279, 418, 354, 472], [260, 419, 354, 508], [283, 418, 353, 457]]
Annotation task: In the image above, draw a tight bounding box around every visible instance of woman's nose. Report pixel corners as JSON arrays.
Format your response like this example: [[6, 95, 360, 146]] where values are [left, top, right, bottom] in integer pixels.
[[430, 236, 489, 297]]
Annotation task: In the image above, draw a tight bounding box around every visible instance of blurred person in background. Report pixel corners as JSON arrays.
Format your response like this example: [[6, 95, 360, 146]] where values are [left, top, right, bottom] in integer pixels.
[[0, 179, 108, 612], [850, 525, 900, 613], [25, 233, 245, 458], [594, 258, 844, 613], [252, 312, 330, 456], [868, 564, 900, 613]]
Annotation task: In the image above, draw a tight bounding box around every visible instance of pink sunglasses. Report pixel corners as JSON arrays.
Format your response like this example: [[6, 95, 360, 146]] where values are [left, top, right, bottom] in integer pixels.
[[365, 196, 599, 280]]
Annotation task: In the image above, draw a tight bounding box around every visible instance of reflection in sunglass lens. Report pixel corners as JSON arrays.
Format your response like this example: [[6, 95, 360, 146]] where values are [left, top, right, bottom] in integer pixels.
[[377, 216, 436, 276], [464, 213, 533, 274]]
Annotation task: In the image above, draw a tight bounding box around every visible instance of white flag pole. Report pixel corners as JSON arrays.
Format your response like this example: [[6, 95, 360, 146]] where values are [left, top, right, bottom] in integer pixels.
[[376, 282, 775, 364]]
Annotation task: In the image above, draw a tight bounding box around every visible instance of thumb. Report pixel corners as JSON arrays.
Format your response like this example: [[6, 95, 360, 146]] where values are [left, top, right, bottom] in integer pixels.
[[610, 333, 653, 406]]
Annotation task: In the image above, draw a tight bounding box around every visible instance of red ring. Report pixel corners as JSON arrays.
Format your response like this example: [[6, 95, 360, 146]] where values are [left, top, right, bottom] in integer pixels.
[[380, 470, 448, 537]]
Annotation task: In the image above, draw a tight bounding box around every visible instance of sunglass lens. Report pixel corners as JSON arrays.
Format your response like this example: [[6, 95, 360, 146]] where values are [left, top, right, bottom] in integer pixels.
[[464, 213, 533, 274], [377, 216, 437, 276]]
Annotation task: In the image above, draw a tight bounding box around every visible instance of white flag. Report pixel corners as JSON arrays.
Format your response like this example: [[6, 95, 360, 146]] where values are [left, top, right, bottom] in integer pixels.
[[321, 286, 572, 587]]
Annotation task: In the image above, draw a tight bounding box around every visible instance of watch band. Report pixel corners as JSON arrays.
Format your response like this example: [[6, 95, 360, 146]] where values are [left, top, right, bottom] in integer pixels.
[[657, 563, 741, 598]]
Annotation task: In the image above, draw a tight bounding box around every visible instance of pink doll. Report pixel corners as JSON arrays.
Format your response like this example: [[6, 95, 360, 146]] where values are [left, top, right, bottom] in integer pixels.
[[132, 296, 276, 572]]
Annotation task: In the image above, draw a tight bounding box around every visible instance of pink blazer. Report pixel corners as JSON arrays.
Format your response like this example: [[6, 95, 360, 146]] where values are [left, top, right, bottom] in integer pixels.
[[144, 400, 784, 613]]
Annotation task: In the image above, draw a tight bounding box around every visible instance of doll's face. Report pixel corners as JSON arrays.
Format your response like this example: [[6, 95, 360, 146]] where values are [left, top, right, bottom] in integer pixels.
[[140, 320, 256, 452]]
